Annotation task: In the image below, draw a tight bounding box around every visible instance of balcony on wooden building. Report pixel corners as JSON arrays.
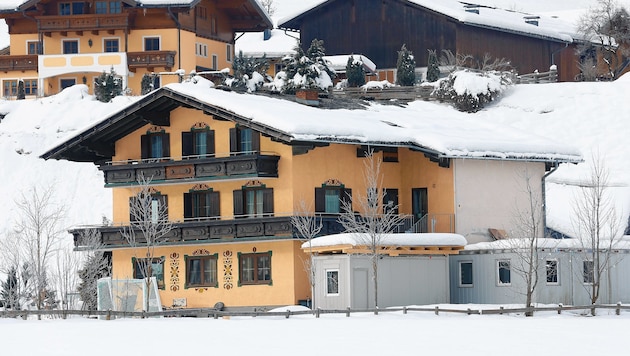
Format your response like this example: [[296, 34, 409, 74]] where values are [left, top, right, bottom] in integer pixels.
[[100, 151, 280, 187], [127, 51, 176, 72], [0, 55, 38, 72], [36, 13, 130, 35]]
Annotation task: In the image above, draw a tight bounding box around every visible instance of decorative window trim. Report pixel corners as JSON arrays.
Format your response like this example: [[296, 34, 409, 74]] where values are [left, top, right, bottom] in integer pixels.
[[237, 251, 273, 286], [103, 37, 121, 52], [184, 253, 219, 289], [132, 256, 166, 290], [243, 180, 265, 189]]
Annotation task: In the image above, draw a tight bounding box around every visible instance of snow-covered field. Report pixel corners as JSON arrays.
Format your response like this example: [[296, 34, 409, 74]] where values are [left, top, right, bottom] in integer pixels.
[[1, 308, 628, 355]]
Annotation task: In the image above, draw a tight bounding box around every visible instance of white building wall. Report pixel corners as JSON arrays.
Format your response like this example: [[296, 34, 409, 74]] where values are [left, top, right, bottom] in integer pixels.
[[453, 159, 546, 243]]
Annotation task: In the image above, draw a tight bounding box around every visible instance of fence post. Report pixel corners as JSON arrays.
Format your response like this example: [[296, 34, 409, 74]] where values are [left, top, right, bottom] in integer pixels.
[[374, 306, 379, 315], [346, 307, 350, 317], [499, 306, 503, 315], [467, 308, 472, 315], [403, 306, 407, 315], [213, 311, 218, 319], [106, 309, 111, 321], [434, 306, 439, 316], [316, 308, 320, 318], [285, 310, 291, 319], [617, 303, 621, 316], [558, 304, 562, 315]]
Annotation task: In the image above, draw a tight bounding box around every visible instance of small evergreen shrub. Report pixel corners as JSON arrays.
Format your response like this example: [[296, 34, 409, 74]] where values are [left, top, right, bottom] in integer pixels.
[[346, 55, 366, 87], [426, 49, 440, 82], [227, 50, 270, 92], [17, 80, 25, 100], [433, 70, 510, 113], [94, 67, 123, 102], [396, 44, 416, 86], [282, 38, 335, 94]]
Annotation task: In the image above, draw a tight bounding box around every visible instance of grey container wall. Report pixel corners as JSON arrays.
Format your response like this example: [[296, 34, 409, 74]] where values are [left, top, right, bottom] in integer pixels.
[[312, 254, 450, 310], [449, 250, 630, 305]]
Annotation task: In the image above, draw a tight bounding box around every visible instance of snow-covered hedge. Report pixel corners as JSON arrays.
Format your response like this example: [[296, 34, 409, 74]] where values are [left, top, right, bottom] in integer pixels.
[[433, 70, 512, 113]]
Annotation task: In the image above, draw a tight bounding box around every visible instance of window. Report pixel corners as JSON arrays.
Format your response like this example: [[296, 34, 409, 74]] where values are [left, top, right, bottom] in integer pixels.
[[315, 185, 352, 214], [129, 194, 168, 223], [229, 127, 260, 154], [459, 261, 473, 287], [239, 252, 272, 285], [383, 188, 398, 214], [133, 257, 165, 289], [226, 44, 232, 62], [195, 43, 208, 57], [141, 131, 170, 159], [60, 78, 76, 90], [63, 40, 79, 54], [144, 37, 160, 51], [182, 128, 215, 158], [5, 79, 37, 97], [104, 39, 119, 53], [211, 15, 217, 36], [197, 6, 207, 20], [274, 63, 283, 74], [326, 270, 339, 295], [184, 189, 220, 220], [60, 3, 71, 15], [212, 55, 218, 70], [497, 260, 511, 285], [95, 1, 108, 14], [23, 80, 37, 96], [186, 255, 218, 288], [27, 41, 42, 55], [59, 2, 84, 15], [583, 260, 594, 284], [546, 259, 559, 285], [110, 1, 121, 14], [233, 186, 274, 218]]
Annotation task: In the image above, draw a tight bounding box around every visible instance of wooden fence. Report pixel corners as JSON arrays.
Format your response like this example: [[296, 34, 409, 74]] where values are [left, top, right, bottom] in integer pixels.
[[1, 304, 628, 320], [515, 69, 558, 84]]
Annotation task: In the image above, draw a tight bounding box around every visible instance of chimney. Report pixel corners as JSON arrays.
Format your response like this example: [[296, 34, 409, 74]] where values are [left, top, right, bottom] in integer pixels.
[[464, 5, 480, 14], [263, 29, 272, 41], [524, 16, 540, 26]]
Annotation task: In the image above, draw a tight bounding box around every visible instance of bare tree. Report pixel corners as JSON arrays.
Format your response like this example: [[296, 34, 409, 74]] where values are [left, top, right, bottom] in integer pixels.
[[507, 169, 545, 317], [578, 0, 630, 80], [572, 153, 623, 314], [338, 150, 407, 308], [77, 229, 111, 311], [439, 50, 512, 73], [121, 175, 172, 312], [52, 245, 81, 315], [291, 200, 322, 308], [13, 185, 65, 316], [260, 0, 275, 17]]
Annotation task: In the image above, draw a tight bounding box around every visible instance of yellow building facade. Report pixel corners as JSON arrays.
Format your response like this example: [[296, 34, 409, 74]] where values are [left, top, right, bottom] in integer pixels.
[[0, 0, 271, 97]]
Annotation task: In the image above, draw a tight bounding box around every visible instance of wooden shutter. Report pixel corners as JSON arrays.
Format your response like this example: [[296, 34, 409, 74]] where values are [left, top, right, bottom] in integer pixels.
[[161, 133, 170, 158], [183, 192, 192, 219], [210, 191, 220, 217], [181, 132, 193, 157], [262, 188, 274, 216], [140, 134, 150, 159], [207, 130, 216, 155], [315, 188, 325, 213], [229, 128, 237, 154], [233, 189, 243, 217], [251, 130, 260, 153]]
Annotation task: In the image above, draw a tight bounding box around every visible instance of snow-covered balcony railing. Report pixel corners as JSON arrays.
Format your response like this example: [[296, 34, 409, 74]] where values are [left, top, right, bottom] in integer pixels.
[[99, 151, 280, 187], [127, 51, 176, 72], [37, 13, 130, 33], [0, 55, 38, 72]]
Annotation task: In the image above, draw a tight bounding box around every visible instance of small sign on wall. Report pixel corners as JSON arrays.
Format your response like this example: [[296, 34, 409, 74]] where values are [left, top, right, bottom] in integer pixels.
[[172, 298, 187, 307]]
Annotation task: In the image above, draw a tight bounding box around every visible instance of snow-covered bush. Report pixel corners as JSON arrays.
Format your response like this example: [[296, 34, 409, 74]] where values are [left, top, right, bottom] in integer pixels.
[[282, 39, 335, 94], [346, 55, 366, 87], [433, 70, 511, 113], [94, 67, 123, 103], [227, 50, 269, 92], [396, 44, 416, 86]]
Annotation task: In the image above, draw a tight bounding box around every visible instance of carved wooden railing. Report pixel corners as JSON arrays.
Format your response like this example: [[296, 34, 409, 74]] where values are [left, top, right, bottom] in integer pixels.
[[0, 55, 38, 72], [37, 13, 130, 32], [127, 51, 176, 71]]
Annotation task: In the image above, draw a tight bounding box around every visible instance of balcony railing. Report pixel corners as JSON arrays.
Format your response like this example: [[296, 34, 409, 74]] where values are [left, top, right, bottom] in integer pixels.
[[100, 153, 280, 186], [0, 55, 38, 72], [37, 14, 130, 32], [127, 51, 176, 71]]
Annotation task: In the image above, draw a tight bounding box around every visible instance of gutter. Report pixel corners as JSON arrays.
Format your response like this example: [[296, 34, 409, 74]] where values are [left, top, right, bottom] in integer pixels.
[[542, 163, 560, 235]]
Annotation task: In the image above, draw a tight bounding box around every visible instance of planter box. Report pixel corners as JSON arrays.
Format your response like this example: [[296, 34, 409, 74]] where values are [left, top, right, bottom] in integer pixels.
[[295, 89, 320, 106]]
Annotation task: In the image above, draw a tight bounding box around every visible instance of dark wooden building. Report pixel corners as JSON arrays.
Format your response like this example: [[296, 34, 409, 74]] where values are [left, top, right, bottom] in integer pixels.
[[279, 0, 581, 82]]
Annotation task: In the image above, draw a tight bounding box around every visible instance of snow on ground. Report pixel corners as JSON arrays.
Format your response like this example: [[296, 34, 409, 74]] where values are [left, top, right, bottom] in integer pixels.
[[1, 308, 629, 355]]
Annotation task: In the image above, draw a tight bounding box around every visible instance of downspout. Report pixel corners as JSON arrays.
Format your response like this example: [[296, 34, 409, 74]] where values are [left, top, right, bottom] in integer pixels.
[[167, 6, 182, 77], [542, 163, 560, 237]]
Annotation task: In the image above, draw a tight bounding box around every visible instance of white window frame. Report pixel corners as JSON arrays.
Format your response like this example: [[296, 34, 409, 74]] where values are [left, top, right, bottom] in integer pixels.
[[61, 38, 80, 54], [212, 54, 218, 70], [325, 269, 340, 296], [545, 259, 560, 285], [143, 36, 161, 51], [102, 37, 121, 53], [196, 42, 208, 58], [496, 259, 511, 286], [458, 261, 473, 287]]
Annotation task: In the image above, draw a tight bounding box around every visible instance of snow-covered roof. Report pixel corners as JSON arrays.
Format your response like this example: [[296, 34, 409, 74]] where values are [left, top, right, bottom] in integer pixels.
[[303, 233, 468, 249], [462, 237, 630, 253], [236, 29, 298, 59], [278, 0, 583, 43], [323, 55, 377, 74], [41, 75, 582, 164]]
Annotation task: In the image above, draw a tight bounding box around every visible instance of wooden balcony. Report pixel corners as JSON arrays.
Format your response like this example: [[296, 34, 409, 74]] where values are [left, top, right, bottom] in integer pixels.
[[37, 14, 130, 33], [127, 51, 176, 71], [0, 55, 38, 72], [71, 216, 349, 249], [100, 153, 280, 186]]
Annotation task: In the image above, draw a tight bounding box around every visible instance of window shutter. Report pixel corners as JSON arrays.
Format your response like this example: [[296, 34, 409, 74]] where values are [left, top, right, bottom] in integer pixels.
[[207, 130, 216, 155], [252, 130, 260, 153], [183, 192, 192, 219], [161, 133, 170, 158], [181, 132, 193, 157], [229, 128, 237, 154], [210, 191, 220, 217], [140, 134, 149, 159], [233, 190, 244, 217], [262, 188, 274, 216], [315, 188, 325, 212]]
